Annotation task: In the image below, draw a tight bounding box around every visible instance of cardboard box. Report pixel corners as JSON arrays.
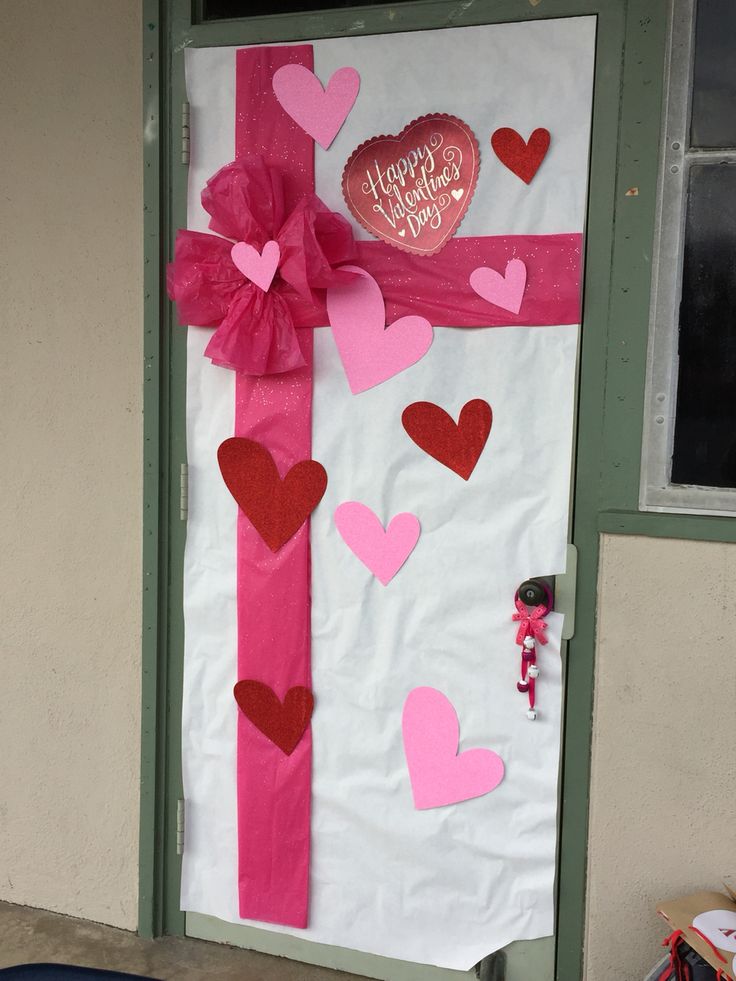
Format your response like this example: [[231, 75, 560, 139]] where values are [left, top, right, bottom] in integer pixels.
[[658, 887, 736, 980]]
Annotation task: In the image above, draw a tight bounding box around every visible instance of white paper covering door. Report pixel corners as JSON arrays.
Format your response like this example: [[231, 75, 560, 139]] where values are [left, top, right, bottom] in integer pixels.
[[180, 17, 595, 971]]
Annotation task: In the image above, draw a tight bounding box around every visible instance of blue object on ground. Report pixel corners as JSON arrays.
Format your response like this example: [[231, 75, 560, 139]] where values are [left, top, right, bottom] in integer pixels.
[[0, 967, 157, 980]]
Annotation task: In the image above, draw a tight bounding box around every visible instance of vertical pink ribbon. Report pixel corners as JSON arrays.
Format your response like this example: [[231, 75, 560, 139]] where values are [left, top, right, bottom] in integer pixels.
[[234, 45, 315, 928], [229, 44, 585, 930]]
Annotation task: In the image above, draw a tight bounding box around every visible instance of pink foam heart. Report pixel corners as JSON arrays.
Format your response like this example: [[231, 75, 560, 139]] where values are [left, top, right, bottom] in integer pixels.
[[272, 64, 360, 150], [231, 240, 280, 293], [335, 502, 420, 586], [326, 265, 433, 394], [402, 687, 505, 810], [469, 258, 527, 315]]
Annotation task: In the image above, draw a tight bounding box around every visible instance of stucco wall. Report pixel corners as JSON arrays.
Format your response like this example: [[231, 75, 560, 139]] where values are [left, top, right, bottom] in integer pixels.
[[0, 0, 142, 930], [585, 534, 736, 979]]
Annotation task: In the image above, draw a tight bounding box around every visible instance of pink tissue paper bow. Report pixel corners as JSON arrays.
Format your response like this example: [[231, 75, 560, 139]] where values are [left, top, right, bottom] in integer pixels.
[[167, 157, 357, 375], [512, 597, 549, 646]]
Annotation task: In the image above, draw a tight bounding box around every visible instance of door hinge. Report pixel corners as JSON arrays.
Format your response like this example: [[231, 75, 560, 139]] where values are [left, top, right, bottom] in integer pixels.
[[180, 463, 188, 522], [176, 798, 185, 856], [181, 101, 190, 165]]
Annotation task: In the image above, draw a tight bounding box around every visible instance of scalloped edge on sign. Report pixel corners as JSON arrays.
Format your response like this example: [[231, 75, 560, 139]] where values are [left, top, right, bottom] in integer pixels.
[[341, 113, 481, 258]]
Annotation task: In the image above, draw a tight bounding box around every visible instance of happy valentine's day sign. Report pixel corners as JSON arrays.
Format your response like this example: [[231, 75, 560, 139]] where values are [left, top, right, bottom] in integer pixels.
[[342, 114, 479, 257]]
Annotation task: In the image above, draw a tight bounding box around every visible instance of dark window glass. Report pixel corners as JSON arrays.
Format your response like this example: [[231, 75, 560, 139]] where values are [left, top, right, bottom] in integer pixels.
[[203, 0, 415, 17], [671, 163, 736, 487], [690, 0, 736, 149]]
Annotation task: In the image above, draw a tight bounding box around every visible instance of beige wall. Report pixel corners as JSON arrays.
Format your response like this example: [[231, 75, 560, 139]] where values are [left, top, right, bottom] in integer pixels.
[[0, 0, 142, 930], [585, 534, 736, 979]]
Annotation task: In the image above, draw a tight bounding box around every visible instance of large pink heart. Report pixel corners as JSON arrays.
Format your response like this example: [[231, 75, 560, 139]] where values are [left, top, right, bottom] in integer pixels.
[[335, 502, 420, 586], [272, 64, 360, 150], [402, 687, 505, 810], [342, 114, 479, 256], [326, 265, 433, 393]]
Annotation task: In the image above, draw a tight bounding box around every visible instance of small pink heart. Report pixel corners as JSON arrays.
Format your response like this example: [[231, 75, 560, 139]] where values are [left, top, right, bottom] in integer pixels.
[[469, 258, 527, 315], [335, 502, 420, 586], [402, 687, 505, 810], [326, 265, 433, 394], [231, 240, 280, 293], [272, 65, 360, 150]]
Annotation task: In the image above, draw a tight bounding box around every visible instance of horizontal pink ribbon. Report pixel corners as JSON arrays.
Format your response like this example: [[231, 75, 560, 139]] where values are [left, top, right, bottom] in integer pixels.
[[358, 234, 581, 327], [171, 211, 580, 372], [278, 232, 582, 328]]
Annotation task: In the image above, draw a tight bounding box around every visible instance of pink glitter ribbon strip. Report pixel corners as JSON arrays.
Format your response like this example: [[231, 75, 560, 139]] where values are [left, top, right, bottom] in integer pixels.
[[234, 44, 316, 929], [233, 45, 583, 928], [358, 234, 582, 328]]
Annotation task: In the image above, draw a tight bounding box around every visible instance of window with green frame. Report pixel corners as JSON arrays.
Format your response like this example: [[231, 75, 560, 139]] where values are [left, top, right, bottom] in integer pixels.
[[641, 0, 736, 513]]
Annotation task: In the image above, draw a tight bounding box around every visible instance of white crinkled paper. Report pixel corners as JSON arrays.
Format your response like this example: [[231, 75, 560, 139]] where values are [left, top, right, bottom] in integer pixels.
[[180, 17, 595, 970]]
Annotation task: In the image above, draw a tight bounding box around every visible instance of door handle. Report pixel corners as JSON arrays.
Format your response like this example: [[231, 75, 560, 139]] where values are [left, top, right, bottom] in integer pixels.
[[517, 578, 552, 607], [516, 543, 577, 641]]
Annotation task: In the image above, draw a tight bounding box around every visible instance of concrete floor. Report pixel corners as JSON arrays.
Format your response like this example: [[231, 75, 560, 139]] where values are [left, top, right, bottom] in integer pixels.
[[0, 902, 369, 981]]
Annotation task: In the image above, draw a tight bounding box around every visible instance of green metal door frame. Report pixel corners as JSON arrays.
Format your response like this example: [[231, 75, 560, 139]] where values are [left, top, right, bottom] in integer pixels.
[[140, 2, 736, 977]]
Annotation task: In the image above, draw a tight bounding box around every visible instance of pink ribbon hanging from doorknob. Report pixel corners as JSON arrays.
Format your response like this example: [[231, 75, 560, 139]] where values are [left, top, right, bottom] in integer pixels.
[[512, 597, 549, 647]]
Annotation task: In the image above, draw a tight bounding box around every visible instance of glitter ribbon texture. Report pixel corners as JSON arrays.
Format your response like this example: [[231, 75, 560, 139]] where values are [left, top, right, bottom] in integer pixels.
[[206, 44, 585, 927]]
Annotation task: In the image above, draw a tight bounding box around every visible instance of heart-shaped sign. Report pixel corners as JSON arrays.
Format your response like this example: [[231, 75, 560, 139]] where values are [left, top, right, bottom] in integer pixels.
[[342, 114, 480, 256], [234, 680, 314, 756], [402, 686, 505, 809], [217, 437, 327, 552], [402, 399, 492, 480]]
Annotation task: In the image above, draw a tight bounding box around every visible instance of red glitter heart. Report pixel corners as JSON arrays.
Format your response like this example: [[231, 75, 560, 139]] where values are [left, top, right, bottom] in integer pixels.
[[402, 399, 493, 480], [217, 437, 327, 552], [234, 681, 314, 756], [491, 127, 551, 184]]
